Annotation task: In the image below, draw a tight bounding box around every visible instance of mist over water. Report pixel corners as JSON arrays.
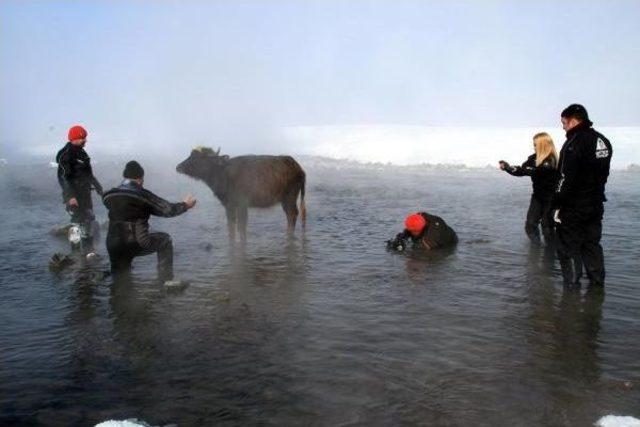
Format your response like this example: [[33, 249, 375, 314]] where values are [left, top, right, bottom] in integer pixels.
[[7, 126, 640, 171], [1, 158, 638, 426]]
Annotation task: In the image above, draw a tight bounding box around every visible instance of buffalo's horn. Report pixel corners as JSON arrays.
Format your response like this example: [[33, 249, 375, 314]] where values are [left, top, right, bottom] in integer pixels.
[[215, 147, 221, 156]]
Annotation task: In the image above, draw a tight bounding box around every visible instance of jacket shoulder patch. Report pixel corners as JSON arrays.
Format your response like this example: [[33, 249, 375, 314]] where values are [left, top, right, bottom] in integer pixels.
[[595, 137, 609, 159]]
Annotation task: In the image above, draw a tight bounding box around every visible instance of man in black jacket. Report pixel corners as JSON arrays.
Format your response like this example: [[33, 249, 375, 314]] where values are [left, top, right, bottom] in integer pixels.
[[55, 125, 103, 251], [555, 104, 612, 287], [102, 161, 196, 281]]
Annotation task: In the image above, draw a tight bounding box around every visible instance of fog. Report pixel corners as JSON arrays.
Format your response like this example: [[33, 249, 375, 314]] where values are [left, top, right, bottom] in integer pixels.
[[1, 1, 639, 166]]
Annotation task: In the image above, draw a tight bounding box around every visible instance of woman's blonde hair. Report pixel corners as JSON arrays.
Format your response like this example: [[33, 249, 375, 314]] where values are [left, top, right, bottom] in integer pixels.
[[533, 132, 558, 167]]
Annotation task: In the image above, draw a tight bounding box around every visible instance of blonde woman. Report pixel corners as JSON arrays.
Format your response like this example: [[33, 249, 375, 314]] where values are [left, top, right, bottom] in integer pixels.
[[499, 132, 560, 244]]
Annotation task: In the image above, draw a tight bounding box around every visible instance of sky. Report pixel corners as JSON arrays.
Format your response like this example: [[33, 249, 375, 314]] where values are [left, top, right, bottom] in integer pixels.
[[1, 0, 639, 163]]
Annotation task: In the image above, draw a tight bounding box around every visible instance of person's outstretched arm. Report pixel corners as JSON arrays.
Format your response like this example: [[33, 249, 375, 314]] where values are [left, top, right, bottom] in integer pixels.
[[500, 156, 535, 177], [145, 190, 196, 218]]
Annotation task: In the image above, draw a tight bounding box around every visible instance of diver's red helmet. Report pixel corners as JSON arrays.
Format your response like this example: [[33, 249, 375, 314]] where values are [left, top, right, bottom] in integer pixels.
[[405, 213, 427, 236]]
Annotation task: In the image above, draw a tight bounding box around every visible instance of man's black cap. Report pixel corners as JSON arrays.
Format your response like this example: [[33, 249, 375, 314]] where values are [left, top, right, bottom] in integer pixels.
[[123, 160, 145, 179], [561, 104, 590, 122]]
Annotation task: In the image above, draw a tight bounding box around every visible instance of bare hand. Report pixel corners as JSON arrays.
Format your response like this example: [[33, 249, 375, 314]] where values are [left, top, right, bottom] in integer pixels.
[[67, 197, 79, 207], [183, 195, 197, 209]]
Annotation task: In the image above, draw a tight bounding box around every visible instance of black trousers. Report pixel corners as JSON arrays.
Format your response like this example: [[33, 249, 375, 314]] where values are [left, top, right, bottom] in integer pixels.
[[106, 222, 174, 281], [66, 190, 95, 250], [556, 203, 605, 286], [525, 195, 555, 244]]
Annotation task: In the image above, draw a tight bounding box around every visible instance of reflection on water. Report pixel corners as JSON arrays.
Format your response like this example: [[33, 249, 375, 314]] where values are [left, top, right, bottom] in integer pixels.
[[1, 164, 639, 426]]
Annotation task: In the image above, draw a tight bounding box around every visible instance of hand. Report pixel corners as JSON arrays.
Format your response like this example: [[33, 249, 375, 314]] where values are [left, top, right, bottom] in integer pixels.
[[67, 197, 79, 207], [183, 195, 197, 209], [553, 209, 561, 224]]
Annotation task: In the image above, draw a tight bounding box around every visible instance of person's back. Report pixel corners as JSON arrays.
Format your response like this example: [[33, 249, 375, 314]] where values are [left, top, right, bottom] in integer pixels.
[[102, 161, 196, 281], [418, 212, 458, 250]]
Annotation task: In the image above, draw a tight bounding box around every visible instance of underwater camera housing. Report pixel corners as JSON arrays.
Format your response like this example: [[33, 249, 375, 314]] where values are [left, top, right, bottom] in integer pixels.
[[386, 235, 407, 252]]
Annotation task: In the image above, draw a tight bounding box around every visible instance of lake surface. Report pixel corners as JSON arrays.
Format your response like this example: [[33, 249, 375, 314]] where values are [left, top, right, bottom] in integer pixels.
[[1, 159, 638, 426]]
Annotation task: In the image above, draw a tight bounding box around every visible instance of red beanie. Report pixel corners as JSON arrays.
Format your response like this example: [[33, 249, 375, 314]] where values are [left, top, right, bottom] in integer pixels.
[[405, 213, 427, 236], [68, 125, 88, 141]]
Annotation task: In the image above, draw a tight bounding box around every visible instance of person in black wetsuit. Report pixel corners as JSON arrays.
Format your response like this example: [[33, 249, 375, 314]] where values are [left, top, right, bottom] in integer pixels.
[[387, 212, 458, 251], [55, 125, 103, 252], [499, 132, 560, 245], [554, 104, 612, 288], [102, 161, 196, 282]]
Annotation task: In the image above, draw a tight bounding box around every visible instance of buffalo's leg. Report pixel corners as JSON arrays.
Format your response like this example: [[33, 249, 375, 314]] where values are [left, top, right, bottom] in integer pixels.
[[225, 205, 237, 241], [282, 194, 299, 233], [237, 205, 248, 242]]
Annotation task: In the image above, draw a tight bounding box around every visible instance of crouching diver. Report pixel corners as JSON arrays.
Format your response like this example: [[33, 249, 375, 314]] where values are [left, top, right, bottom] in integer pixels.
[[56, 125, 103, 253], [102, 161, 196, 282], [387, 212, 458, 252], [499, 132, 560, 245]]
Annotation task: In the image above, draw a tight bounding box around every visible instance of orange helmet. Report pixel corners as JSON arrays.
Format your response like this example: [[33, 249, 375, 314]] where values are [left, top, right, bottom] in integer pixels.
[[405, 213, 427, 236]]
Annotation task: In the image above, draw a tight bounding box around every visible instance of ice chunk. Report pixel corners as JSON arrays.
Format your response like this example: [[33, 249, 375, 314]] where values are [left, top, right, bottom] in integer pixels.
[[595, 415, 640, 427]]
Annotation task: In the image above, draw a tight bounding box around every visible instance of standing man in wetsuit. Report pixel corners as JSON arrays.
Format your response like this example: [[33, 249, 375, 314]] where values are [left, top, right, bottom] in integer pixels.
[[102, 161, 196, 282], [555, 104, 612, 288], [56, 125, 103, 252], [387, 212, 458, 251]]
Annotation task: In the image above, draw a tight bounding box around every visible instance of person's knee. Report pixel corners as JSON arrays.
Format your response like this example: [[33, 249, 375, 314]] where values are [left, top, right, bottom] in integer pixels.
[[155, 233, 173, 250], [110, 255, 132, 272], [161, 233, 173, 245], [525, 221, 539, 236]]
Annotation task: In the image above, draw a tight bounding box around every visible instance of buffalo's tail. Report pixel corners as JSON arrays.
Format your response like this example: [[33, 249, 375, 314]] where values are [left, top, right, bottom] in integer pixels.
[[299, 174, 306, 228]]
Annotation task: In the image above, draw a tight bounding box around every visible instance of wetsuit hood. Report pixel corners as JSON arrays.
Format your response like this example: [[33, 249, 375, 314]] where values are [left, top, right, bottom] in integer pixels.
[[121, 179, 143, 189], [566, 120, 593, 138]]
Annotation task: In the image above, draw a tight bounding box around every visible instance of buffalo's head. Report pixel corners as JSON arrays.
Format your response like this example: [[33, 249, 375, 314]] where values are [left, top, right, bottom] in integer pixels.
[[176, 146, 229, 181]]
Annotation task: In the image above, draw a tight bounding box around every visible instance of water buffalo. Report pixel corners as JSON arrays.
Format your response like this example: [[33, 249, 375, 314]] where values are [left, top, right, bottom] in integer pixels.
[[176, 147, 306, 240]]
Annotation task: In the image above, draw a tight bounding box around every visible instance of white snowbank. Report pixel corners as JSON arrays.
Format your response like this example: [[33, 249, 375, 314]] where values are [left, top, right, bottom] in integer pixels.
[[282, 125, 640, 169], [596, 415, 640, 427]]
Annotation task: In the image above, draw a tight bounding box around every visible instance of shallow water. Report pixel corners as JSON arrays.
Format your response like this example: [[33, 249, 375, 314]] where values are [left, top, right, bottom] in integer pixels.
[[1, 160, 639, 426]]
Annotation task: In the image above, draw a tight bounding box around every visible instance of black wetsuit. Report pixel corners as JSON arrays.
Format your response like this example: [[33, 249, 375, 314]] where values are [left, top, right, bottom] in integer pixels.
[[555, 121, 612, 286], [396, 212, 458, 250], [503, 154, 559, 243], [55, 142, 103, 247], [102, 180, 189, 280]]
